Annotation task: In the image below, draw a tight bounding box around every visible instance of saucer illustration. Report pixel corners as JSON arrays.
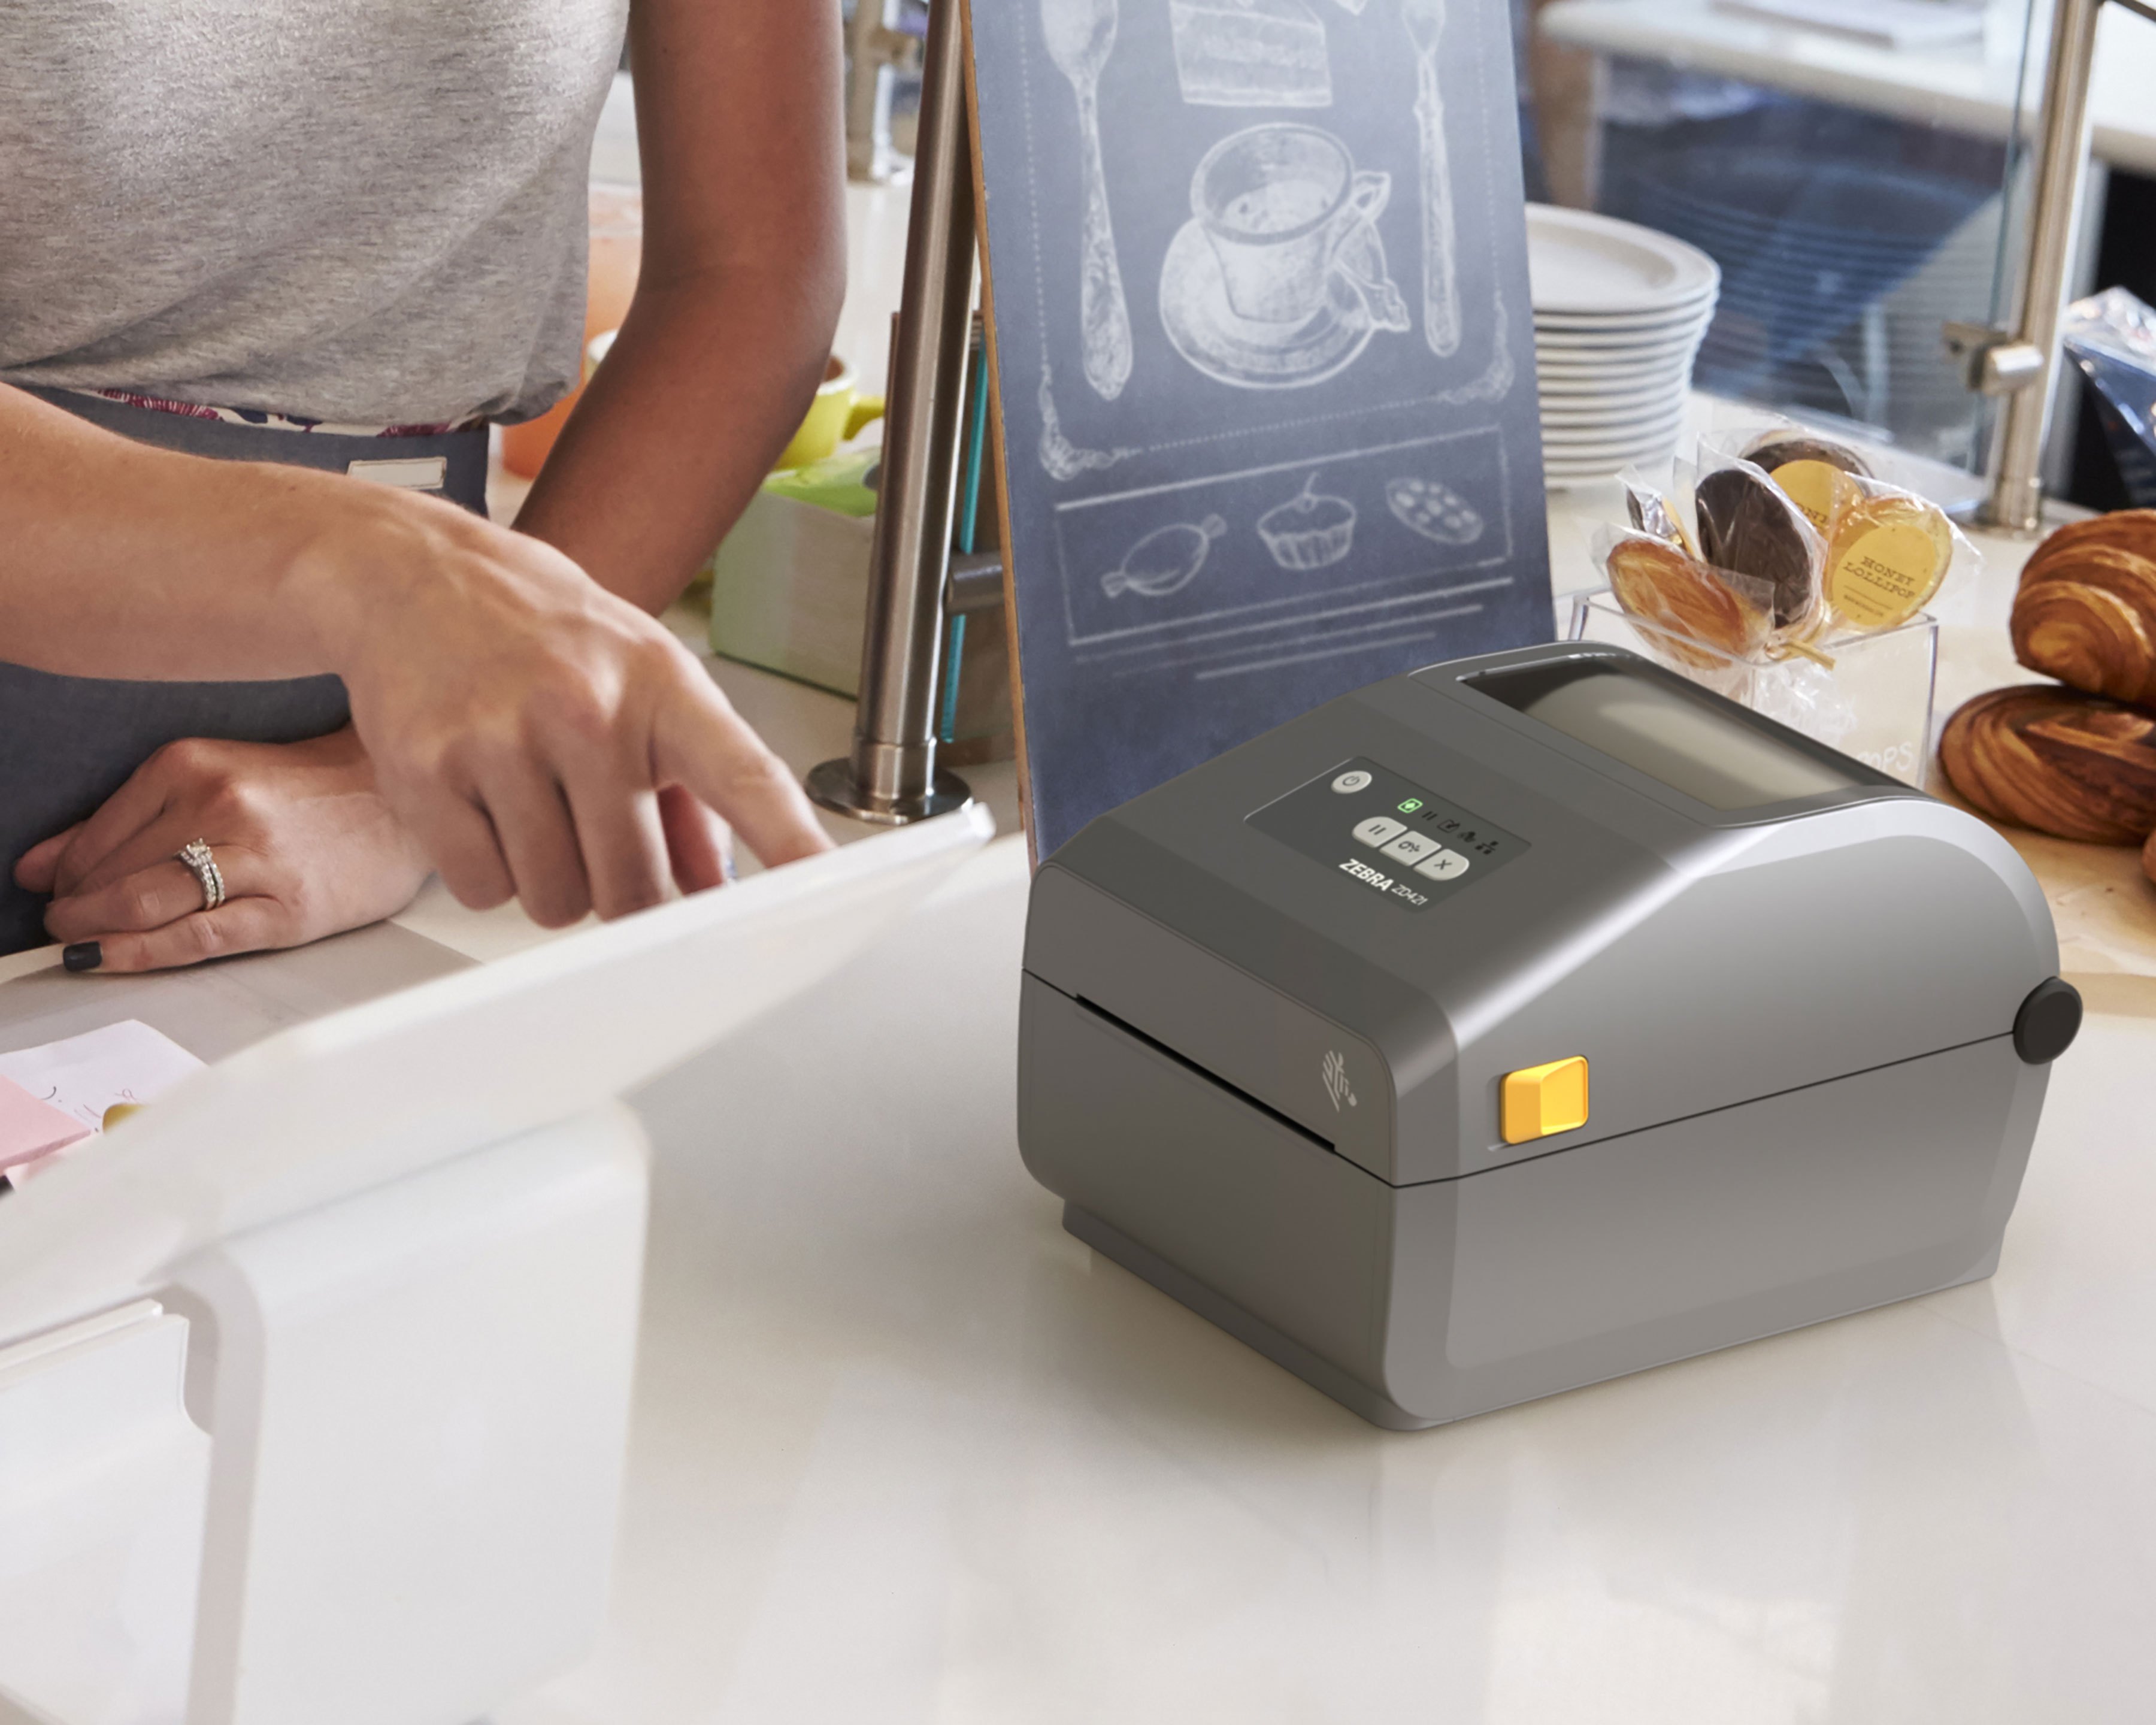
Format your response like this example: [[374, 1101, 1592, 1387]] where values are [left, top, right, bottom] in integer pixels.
[[1159, 218, 1410, 390]]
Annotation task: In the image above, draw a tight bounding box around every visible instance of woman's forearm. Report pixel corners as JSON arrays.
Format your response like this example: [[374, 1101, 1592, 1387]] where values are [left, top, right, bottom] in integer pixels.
[[510, 263, 841, 613], [0, 381, 373, 681], [513, 0, 846, 614]]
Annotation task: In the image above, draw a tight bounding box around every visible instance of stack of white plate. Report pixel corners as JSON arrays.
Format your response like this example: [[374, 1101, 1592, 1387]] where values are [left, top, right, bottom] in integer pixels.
[[1526, 204, 1721, 488]]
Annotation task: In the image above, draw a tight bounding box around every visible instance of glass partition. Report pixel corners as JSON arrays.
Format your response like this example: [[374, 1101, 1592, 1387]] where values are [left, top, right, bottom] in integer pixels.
[[1524, 0, 2050, 479]]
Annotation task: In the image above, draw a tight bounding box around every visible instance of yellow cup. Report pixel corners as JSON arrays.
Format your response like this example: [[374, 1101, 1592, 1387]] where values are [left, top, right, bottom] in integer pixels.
[[776, 355, 886, 470]]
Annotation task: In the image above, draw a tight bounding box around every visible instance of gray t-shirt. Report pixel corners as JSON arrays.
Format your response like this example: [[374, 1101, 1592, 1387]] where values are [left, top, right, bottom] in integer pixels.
[[0, 1, 626, 426]]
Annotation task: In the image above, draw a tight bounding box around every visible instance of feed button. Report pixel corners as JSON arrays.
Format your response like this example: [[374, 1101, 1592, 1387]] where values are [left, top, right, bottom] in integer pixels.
[[1353, 816, 1407, 849], [1380, 830, 1443, 867]]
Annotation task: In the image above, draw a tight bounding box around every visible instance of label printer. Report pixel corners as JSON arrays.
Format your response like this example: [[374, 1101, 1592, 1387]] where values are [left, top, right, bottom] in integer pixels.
[[1018, 644, 2079, 1429]]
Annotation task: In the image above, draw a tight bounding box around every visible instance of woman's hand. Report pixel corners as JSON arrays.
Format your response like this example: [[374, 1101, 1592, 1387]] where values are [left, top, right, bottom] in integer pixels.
[[2, 392, 834, 924], [13, 728, 433, 972], [301, 489, 825, 922]]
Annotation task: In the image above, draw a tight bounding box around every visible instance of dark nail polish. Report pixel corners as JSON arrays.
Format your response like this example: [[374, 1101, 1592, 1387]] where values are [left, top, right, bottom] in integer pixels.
[[62, 942, 102, 973]]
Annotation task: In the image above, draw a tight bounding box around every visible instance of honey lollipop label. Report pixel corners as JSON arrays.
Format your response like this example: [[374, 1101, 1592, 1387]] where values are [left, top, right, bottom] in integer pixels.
[[1825, 496, 1952, 630]]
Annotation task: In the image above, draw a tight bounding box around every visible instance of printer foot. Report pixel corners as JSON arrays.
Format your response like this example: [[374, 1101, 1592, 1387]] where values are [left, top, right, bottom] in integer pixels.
[[1061, 1203, 1439, 1432]]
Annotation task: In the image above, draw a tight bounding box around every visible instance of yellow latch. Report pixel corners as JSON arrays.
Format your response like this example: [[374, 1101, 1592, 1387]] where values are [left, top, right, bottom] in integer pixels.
[[1501, 1057, 1589, 1145]]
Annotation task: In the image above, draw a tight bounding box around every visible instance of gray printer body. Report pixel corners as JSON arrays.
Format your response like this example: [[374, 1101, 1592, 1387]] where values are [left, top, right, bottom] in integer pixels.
[[1018, 643, 2061, 1429]]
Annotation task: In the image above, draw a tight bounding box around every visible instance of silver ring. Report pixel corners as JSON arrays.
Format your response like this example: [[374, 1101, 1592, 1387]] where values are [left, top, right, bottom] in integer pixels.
[[174, 839, 226, 912]]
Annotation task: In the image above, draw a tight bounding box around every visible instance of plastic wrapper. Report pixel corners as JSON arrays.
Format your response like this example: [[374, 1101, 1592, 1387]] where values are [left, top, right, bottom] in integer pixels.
[[1618, 469, 1696, 559], [1815, 472, 1976, 634], [2062, 287, 2156, 507], [1580, 424, 1954, 783], [1695, 427, 1980, 642], [1594, 524, 1775, 673], [1703, 412, 1937, 507], [1688, 450, 1828, 643]]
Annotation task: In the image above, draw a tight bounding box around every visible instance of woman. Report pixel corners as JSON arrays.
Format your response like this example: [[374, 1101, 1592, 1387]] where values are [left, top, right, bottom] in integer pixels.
[[1, 0, 843, 965]]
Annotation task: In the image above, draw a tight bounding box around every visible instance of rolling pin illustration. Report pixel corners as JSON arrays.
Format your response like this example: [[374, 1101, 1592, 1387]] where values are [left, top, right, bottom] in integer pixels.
[[1042, 0, 1135, 400], [1400, 0, 1461, 358]]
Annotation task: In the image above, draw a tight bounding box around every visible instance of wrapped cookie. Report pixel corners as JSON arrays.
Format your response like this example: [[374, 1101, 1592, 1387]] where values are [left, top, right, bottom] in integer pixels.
[[1819, 479, 1969, 634], [1597, 526, 1775, 671], [1691, 455, 1828, 638]]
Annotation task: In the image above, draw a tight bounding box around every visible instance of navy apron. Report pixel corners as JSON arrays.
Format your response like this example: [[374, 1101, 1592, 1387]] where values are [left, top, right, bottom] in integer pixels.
[[0, 387, 490, 954]]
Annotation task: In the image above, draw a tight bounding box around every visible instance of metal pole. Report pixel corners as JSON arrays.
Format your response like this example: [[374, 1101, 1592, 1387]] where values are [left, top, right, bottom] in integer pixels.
[[809, 0, 977, 825], [1982, 0, 2104, 534]]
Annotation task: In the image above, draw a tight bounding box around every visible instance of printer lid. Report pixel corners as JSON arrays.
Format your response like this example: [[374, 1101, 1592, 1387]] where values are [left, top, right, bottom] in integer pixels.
[[1436, 647, 1907, 824]]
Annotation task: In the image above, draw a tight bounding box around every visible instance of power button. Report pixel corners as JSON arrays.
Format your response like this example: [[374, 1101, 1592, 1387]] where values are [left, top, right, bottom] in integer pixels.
[[1331, 770, 1373, 794]]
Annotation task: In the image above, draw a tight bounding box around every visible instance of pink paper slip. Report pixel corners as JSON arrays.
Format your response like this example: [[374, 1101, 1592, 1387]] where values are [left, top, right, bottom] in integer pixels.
[[0, 1073, 93, 1172]]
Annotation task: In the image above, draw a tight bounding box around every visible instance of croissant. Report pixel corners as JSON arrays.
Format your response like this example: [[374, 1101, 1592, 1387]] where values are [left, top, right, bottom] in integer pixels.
[[2012, 516, 2156, 705], [1939, 685, 2156, 845], [2018, 509, 2156, 589], [2146, 826, 2156, 887]]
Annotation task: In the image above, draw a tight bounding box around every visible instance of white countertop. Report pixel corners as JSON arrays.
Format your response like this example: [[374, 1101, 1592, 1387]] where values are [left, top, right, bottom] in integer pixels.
[[1540, 0, 2156, 177], [504, 978, 2155, 1725], [459, 471, 2154, 1725]]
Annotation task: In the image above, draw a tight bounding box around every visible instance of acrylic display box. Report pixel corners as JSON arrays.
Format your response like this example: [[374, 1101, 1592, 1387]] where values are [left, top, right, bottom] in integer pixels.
[[1568, 591, 1939, 786]]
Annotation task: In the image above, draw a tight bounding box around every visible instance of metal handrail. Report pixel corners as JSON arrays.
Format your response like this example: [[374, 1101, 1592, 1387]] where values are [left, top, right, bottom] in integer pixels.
[[1975, 0, 2150, 532], [808, 0, 979, 825], [1976, 0, 2100, 531]]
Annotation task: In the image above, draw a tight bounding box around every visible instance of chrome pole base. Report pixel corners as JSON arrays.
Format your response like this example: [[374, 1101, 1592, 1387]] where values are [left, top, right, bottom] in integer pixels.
[[1976, 474, 2048, 540], [806, 756, 974, 827]]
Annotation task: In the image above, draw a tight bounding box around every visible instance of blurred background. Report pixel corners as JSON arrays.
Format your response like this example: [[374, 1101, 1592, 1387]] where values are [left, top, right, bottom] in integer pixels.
[[1513, 0, 2156, 509], [558, 0, 2156, 510]]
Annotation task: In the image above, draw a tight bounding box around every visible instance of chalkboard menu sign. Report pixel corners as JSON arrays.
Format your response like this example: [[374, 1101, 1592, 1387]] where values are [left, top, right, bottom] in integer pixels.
[[965, 0, 1551, 860]]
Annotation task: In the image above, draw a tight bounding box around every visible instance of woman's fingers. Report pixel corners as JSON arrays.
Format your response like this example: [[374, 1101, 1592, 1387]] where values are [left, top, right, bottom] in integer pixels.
[[561, 776, 671, 920], [43, 857, 234, 944], [658, 783, 734, 894], [68, 898, 295, 975], [393, 786, 514, 913], [471, 767, 594, 929], [47, 737, 228, 896], [13, 823, 83, 894], [41, 847, 300, 973], [651, 675, 831, 868], [41, 810, 205, 910]]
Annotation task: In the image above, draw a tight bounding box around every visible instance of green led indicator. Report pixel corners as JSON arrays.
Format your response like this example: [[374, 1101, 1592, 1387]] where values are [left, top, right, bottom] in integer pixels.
[[1397, 798, 1424, 813]]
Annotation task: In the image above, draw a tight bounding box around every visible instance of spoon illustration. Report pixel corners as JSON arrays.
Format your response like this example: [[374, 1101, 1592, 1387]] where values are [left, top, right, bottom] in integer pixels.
[[1401, 0, 1461, 358], [1041, 0, 1134, 400]]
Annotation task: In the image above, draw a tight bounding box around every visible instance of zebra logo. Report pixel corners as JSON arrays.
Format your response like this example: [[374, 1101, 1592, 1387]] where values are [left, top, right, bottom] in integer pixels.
[[1321, 1049, 1357, 1112]]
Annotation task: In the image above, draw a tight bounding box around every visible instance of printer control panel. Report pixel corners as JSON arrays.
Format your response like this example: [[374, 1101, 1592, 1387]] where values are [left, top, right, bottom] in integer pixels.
[[1246, 758, 1528, 912]]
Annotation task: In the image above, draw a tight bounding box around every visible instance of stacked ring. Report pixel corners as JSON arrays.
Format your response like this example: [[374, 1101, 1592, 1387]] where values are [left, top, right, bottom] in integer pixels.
[[175, 839, 226, 912]]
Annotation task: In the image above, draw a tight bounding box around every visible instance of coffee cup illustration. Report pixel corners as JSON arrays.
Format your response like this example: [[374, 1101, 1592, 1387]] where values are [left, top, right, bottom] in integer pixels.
[[1192, 125, 1394, 325]]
